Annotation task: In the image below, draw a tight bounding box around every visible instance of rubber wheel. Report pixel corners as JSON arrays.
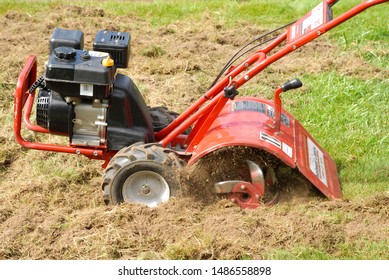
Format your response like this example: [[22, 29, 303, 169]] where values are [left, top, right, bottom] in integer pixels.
[[102, 143, 182, 207], [148, 106, 191, 134], [148, 106, 178, 132]]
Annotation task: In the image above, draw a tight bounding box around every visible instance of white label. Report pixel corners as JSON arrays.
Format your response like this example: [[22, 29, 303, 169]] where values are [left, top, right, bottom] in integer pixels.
[[88, 51, 109, 57], [290, 24, 297, 41], [260, 132, 281, 149], [80, 84, 93, 97], [311, 2, 325, 29], [302, 2, 324, 34], [307, 138, 328, 186], [282, 142, 293, 158]]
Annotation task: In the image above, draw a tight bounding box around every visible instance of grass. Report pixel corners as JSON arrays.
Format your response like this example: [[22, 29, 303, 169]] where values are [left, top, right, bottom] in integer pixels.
[[287, 73, 388, 198], [0, 0, 388, 260], [1, 0, 386, 65], [264, 239, 389, 259]]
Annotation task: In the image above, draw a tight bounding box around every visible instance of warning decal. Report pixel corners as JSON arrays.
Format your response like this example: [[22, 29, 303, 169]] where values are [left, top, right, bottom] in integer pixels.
[[260, 132, 281, 149], [287, 1, 332, 44], [307, 138, 328, 186], [233, 100, 266, 113], [302, 2, 324, 35], [232, 101, 290, 127], [282, 142, 293, 158]]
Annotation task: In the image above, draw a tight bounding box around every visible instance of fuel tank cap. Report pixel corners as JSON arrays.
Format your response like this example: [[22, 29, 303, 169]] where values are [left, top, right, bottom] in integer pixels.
[[54, 46, 77, 60]]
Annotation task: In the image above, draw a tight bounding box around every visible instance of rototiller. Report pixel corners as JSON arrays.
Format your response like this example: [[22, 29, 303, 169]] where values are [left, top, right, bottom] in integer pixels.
[[14, 0, 387, 208]]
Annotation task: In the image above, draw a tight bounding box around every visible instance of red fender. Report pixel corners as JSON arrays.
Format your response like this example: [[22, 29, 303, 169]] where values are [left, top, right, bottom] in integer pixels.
[[188, 97, 342, 200]]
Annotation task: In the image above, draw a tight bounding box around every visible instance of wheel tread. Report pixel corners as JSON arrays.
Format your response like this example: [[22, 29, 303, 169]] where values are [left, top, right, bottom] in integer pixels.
[[101, 142, 183, 205]]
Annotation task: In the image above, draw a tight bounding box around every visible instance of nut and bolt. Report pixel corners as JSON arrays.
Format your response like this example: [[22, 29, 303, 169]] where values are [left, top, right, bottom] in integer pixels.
[[141, 185, 151, 195]]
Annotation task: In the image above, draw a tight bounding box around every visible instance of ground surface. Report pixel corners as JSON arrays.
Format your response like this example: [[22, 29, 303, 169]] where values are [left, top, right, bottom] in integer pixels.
[[0, 2, 388, 259]]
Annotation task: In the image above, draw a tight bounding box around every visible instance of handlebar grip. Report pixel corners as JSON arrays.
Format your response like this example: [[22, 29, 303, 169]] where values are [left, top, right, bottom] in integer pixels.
[[281, 78, 303, 92]]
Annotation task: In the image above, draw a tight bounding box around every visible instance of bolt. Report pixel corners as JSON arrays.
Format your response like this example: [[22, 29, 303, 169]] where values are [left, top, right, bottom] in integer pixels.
[[230, 198, 236, 203], [244, 63, 249, 68], [240, 185, 246, 190], [141, 185, 151, 195], [93, 151, 98, 157], [293, 45, 297, 50], [317, 30, 321, 35], [255, 194, 260, 199], [76, 150, 81, 155], [244, 75, 250, 81]]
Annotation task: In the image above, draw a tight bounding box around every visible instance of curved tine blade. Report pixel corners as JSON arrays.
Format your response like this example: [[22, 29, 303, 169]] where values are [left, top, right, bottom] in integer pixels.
[[213, 180, 245, 194], [265, 166, 277, 187], [246, 160, 265, 197]]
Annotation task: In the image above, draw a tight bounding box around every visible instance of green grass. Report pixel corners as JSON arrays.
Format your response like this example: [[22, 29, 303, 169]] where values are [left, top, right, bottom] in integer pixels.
[[2, 0, 386, 29], [1, 0, 386, 66], [264, 239, 389, 259], [287, 73, 388, 199], [329, 1, 389, 68], [0, 0, 55, 15]]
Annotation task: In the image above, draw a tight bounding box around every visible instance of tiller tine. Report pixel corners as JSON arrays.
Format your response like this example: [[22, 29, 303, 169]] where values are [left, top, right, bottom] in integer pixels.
[[213, 160, 269, 209], [246, 160, 265, 197]]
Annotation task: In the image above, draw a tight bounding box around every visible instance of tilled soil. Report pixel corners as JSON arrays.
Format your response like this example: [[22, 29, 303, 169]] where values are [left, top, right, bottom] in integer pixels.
[[0, 5, 388, 260]]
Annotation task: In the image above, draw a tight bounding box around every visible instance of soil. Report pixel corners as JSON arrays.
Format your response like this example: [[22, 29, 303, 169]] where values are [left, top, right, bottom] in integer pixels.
[[0, 5, 388, 260]]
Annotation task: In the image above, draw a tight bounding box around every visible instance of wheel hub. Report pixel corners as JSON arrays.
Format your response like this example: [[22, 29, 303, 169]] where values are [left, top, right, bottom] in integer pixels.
[[122, 170, 170, 207], [213, 160, 279, 208], [141, 185, 151, 195]]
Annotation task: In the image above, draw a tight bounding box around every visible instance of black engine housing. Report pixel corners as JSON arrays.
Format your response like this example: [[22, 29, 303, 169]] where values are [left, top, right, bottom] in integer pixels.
[[36, 89, 73, 135], [106, 74, 155, 150], [35, 28, 155, 150]]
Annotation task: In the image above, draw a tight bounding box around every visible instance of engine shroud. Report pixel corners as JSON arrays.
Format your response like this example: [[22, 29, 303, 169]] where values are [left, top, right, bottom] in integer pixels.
[[44, 48, 116, 99], [35, 28, 154, 149]]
